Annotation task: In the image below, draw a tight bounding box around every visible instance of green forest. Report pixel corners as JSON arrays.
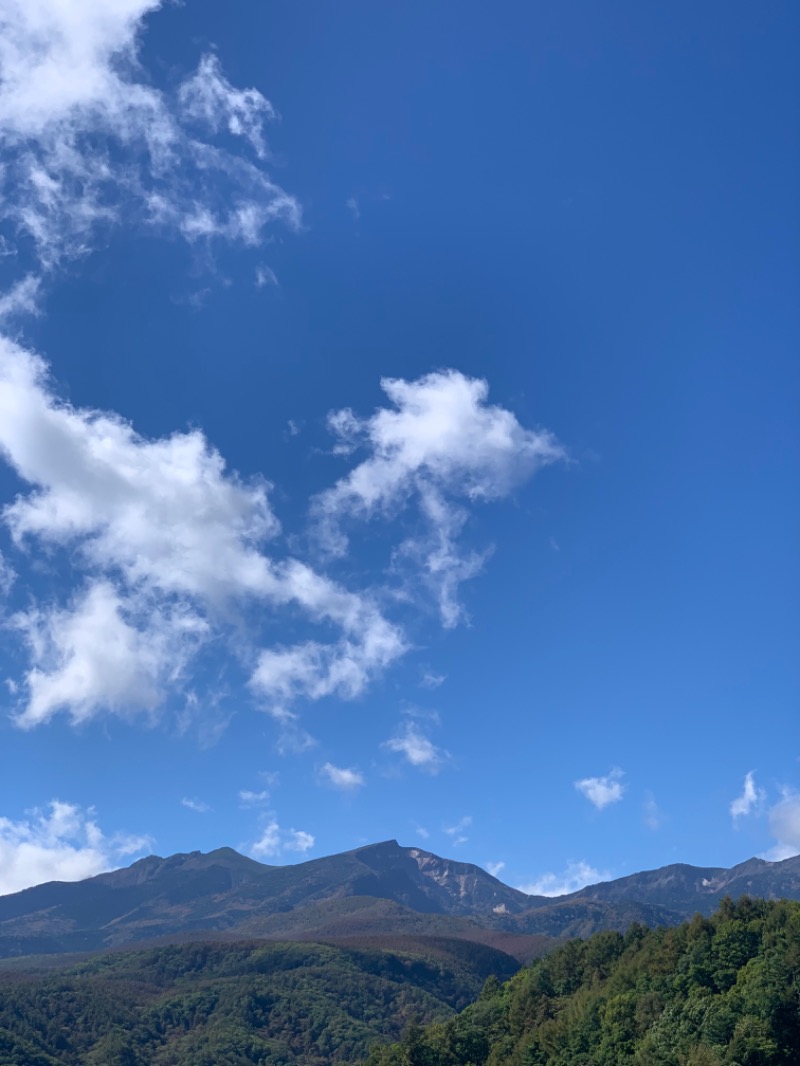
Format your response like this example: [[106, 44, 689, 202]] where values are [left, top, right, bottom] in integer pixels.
[[365, 898, 800, 1066], [0, 937, 517, 1066], [1, 900, 798, 1065]]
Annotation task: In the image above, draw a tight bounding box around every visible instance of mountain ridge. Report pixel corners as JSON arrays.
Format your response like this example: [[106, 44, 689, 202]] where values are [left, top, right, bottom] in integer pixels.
[[1, 840, 799, 960]]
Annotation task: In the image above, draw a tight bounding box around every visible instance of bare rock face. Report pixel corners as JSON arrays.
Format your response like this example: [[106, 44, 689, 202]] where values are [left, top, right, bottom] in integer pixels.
[[349, 840, 532, 916]]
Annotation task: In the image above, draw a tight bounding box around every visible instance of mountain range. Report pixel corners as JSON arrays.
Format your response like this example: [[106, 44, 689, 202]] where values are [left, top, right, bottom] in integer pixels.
[[1, 840, 799, 961]]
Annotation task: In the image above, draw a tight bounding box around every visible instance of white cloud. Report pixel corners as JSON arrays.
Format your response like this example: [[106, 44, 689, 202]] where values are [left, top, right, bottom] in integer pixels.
[[12, 580, 206, 728], [723, 779, 800, 862], [0, 339, 281, 604], [575, 768, 626, 810], [251, 819, 281, 859], [415, 825, 430, 840], [0, 337, 406, 725], [181, 797, 210, 813], [314, 370, 564, 626], [730, 771, 766, 822], [249, 817, 314, 860], [485, 861, 505, 878], [0, 799, 150, 895], [318, 762, 365, 791], [250, 587, 406, 718], [762, 790, 800, 861], [238, 789, 271, 807], [0, 0, 300, 267], [286, 828, 315, 853], [518, 860, 611, 898], [0, 342, 562, 731], [346, 196, 360, 220], [0, 334, 281, 601], [0, 12, 569, 740], [384, 722, 446, 772]]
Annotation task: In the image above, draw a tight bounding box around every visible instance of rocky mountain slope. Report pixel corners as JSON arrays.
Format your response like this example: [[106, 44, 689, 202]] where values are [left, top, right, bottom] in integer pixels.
[[1, 840, 798, 959], [565, 853, 800, 914]]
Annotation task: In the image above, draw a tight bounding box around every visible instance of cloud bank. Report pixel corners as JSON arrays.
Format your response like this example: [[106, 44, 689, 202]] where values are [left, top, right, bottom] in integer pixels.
[[0, 800, 150, 895]]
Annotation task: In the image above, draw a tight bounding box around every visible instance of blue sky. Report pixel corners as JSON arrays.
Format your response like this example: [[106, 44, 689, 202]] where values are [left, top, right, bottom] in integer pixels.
[[0, 0, 797, 897]]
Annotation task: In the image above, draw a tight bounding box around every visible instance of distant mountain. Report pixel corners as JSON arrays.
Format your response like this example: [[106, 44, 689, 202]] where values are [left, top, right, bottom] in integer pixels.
[[565, 853, 800, 914], [0, 841, 541, 959], [1, 840, 799, 960]]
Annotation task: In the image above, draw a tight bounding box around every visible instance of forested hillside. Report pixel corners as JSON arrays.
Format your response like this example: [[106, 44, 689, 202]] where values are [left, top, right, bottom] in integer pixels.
[[0, 937, 518, 1066], [365, 898, 800, 1066]]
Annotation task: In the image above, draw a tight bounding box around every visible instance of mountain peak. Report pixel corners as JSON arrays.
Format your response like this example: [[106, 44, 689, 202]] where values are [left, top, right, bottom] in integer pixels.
[[2, 842, 800, 962], [352, 839, 403, 854]]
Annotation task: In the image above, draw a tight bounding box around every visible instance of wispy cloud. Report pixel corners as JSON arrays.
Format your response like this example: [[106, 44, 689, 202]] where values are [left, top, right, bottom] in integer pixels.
[[0, 800, 150, 894], [419, 669, 445, 690], [318, 762, 365, 791], [238, 789, 271, 807], [485, 860, 505, 878], [0, 277, 41, 322], [181, 797, 211, 814], [643, 792, 662, 830], [255, 265, 278, 289], [575, 768, 626, 810], [249, 817, 315, 860], [730, 771, 766, 822], [518, 860, 610, 898], [0, 550, 15, 598], [444, 815, 472, 846], [384, 722, 447, 772], [0, 0, 300, 268]]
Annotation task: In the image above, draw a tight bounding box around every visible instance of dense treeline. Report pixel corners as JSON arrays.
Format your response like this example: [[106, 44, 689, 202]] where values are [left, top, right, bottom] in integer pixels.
[[365, 898, 800, 1066], [0, 937, 517, 1065]]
